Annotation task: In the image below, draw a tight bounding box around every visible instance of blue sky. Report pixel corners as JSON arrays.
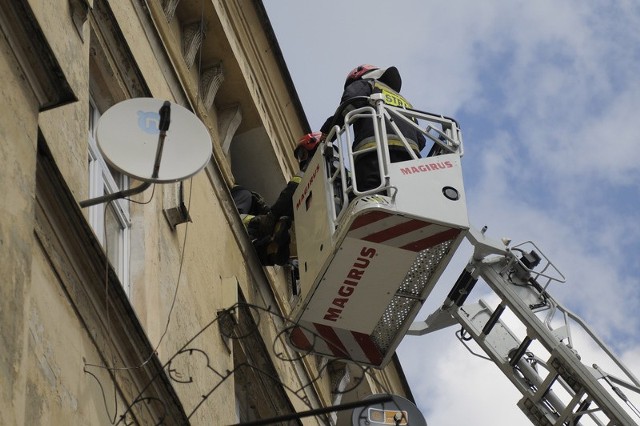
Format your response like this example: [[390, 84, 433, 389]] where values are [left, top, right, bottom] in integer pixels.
[[263, 1, 640, 424]]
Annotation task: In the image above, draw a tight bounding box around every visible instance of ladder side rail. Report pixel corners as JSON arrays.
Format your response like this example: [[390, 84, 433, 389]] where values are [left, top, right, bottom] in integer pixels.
[[503, 243, 640, 391], [449, 289, 610, 425], [476, 259, 639, 425], [476, 255, 601, 372], [448, 300, 601, 424], [454, 266, 629, 424], [533, 287, 640, 395], [593, 366, 640, 419], [518, 349, 613, 424], [515, 355, 595, 425], [522, 355, 611, 426], [450, 296, 589, 424], [553, 302, 640, 390], [448, 299, 544, 397]]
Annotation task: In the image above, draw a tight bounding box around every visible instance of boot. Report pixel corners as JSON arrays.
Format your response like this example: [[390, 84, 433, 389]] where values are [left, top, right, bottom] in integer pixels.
[[245, 212, 276, 245], [265, 216, 291, 266]]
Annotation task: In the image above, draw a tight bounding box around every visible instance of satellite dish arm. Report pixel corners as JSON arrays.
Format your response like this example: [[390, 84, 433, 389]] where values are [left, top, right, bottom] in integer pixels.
[[80, 101, 172, 208], [152, 101, 171, 180]]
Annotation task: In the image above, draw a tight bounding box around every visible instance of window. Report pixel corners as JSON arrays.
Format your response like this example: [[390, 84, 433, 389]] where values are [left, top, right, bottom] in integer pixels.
[[232, 299, 299, 423], [86, 0, 152, 296], [87, 97, 131, 293]]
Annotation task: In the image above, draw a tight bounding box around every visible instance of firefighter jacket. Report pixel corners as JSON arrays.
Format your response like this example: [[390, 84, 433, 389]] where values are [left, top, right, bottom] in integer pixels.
[[320, 79, 426, 154]]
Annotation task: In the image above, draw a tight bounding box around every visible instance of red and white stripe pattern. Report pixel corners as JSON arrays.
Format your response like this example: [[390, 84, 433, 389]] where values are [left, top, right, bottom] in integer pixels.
[[288, 210, 462, 366], [289, 322, 384, 366], [347, 210, 460, 252]]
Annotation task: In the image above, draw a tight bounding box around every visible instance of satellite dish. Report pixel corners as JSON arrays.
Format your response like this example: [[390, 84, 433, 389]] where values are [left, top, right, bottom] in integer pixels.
[[96, 98, 212, 183], [351, 394, 427, 426]]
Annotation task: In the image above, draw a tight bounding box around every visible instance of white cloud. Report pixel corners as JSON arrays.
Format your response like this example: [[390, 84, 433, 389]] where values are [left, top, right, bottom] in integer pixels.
[[398, 333, 527, 426]]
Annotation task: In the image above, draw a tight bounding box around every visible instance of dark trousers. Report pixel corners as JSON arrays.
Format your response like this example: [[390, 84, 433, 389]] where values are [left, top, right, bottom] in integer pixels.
[[270, 180, 299, 219], [354, 149, 414, 192]]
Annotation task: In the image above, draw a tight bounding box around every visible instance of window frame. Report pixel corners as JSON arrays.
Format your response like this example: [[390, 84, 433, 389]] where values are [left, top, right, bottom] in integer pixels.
[[87, 96, 131, 294]]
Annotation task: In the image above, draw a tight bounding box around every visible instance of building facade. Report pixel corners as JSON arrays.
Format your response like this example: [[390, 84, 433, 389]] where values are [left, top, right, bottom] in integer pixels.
[[0, 0, 414, 424]]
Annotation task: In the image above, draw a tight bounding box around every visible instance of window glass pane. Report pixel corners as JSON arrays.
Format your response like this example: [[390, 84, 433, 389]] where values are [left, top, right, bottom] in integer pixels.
[[89, 103, 96, 135], [105, 201, 123, 272]]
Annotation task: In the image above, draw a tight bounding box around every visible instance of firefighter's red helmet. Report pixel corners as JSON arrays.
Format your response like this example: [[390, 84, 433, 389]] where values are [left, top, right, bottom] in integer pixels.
[[294, 132, 323, 168], [344, 64, 379, 88], [344, 64, 402, 92], [295, 132, 322, 154]]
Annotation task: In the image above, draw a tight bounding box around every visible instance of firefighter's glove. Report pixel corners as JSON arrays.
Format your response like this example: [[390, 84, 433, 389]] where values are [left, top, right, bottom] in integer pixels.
[[251, 191, 271, 215]]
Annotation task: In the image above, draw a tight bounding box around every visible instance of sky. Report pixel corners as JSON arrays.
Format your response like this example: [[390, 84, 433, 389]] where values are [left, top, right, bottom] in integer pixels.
[[263, 1, 640, 424]]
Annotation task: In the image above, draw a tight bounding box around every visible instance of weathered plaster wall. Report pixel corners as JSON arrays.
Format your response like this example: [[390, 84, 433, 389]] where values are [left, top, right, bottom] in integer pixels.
[[0, 26, 40, 426]]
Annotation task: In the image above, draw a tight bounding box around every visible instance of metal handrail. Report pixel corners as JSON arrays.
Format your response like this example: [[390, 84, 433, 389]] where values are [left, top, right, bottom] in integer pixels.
[[323, 95, 465, 227]]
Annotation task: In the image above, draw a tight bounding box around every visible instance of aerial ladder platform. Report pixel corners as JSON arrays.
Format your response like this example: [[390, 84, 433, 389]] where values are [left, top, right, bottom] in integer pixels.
[[286, 94, 640, 424], [288, 93, 468, 368]]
